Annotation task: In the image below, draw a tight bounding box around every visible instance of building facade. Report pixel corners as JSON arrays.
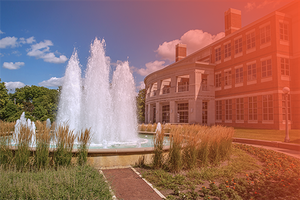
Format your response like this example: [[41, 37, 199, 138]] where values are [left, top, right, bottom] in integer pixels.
[[144, 0, 300, 130]]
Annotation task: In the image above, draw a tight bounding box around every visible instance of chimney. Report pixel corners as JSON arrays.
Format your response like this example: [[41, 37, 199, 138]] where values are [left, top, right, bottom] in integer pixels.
[[224, 8, 241, 36], [175, 43, 187, 62]]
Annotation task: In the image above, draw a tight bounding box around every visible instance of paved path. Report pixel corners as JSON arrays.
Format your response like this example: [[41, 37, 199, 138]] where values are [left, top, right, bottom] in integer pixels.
[[102, 168, 164, 200], [101, 139, 300, 200]]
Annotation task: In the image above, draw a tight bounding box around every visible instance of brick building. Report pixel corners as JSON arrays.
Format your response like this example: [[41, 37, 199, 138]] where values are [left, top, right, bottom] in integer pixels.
[[144, 0, 300, 130]]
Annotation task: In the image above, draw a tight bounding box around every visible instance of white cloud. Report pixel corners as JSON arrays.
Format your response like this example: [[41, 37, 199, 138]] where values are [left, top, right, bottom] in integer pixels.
[[245, 0, 283, 11], [19, 37, 35, 45], [27, 40, 68, 63], [38, 77, 64, 87], [156, 29, 225, 61], [0, 36, 18, 48], [5, 81, 25, 93], [0, 30, 4, 34], [137, 60, 166, 76], [3, 62, 25, 70], [137, 81, 145, 90]]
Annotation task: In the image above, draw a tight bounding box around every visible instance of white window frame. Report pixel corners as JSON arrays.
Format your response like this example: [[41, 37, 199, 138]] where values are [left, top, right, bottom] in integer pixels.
[[235, 65, 243, 87], [279, 20, 289, 45], [215, 45, 221, 63], [261, 56, 272, 81], [247, 61, 257, 85], [224, 41, 232, 62], [260, 22, 271, 48], [262, 94, 274, 122], [246, 29, 256, 54], [234, 36, 243, 58]]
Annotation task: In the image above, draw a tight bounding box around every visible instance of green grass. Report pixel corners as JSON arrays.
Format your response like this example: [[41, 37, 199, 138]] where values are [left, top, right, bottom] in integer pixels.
[[140, 147, 262, 191], [138, 144, 300, 199], [0, 165, 112, 200], [234, 128, 300, 144]]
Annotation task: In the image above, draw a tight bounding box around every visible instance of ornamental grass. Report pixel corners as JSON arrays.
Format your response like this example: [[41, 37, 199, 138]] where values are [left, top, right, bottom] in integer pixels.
[[53, 125, 76, 167], [77, 128, 92, 166], [152, 128, 165, 169]]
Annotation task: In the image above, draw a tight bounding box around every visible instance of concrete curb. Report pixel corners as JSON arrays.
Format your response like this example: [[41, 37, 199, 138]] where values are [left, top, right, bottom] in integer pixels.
[[233, 138, 300, 151]]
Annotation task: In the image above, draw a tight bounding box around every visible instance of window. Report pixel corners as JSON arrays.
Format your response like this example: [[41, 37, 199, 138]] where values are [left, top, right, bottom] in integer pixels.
[[216, 100, 222, 121], [261, 59, 272, 78], [225, 99, 232, 121], [202, 74, 208, 91], [215, 73, 221, 88], [224, 70, 232, 86], [153, 105, 156, 123], [236, 98, 244, 121], [248, 97, 257, 121], [150, 82, 158, 97], [282, 94, 291, 120], [280, 58, 290, 76], [262, 95, 273, 121], [247, 63, 257, 81], [235, 67, 243, 84], [161, 78, 171, 94], [177, 75, 189, 92], [234, 37, 243, 55], [202, 102, 208, 124], [177, 103, 188, 123], [260, 25, 271, 45], [224, 43, 231, 58], [279, 22, 289, 41], [246, 31, 256, 50], [162, 105, 170, 123], [215, 47, 221, 62]]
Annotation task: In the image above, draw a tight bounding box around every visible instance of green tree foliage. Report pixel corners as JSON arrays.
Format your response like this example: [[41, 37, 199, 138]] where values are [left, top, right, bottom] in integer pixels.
[[136, 89, 145, 123], [0, 79, 59, 122], [0, 79, 9, 120]]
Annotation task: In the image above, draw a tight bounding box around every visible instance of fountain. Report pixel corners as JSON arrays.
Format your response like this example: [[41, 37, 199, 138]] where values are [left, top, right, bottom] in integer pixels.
[[56, 38, 140, 148]]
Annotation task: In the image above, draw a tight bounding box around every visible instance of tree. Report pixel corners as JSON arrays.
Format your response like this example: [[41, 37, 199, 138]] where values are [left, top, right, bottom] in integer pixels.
[[136, 89, 145, 123], [0, 79, 10, 120]]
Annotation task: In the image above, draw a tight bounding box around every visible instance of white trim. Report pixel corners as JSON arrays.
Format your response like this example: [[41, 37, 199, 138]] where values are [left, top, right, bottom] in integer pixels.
[[234, 35, 242, 40], [215, 71, 221, 75], [214, 45, 221, 49], [224, 57, 231, 62], [247, 80, 257, 85], [215, 87, 221, 91], [281, 76, 290, 81], [259, 21, 271, 29], [246, 29, 255, 35], [223, 40, 232, 45], [246, 48, 256, 54], [260, 42, 271, 49], [277, 54, 290, 59], [260, 56, 272, 61], [246, 60, 257, 65], [248, 120, 258, 124], [236, 120, 244, 123], [225, 120, 232, 123], [215, 120, 222, 123], [234, 52, 243, 58], [235, 83, 243, 87], [224, 85, 232, 89], [215, 90, 279, 100], [262, 121, 274, 124], [261, 77, 272, 82], [280, 40, 289, 46], [234, 64, 243, 69], [224, 68, 232, 72]]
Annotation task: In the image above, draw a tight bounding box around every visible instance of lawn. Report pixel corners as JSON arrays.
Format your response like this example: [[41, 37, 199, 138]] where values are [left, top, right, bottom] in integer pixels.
[[0, 165, 112, 199], [137, 144, 300, 200], [234, 128, 300, 144]]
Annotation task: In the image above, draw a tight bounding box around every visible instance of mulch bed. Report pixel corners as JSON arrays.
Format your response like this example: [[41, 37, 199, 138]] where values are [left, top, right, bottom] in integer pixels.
[[102, 168, 162, 200]]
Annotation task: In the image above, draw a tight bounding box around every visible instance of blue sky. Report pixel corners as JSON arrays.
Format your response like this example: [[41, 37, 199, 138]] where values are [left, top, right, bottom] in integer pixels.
[[0, 0, 293, 93]]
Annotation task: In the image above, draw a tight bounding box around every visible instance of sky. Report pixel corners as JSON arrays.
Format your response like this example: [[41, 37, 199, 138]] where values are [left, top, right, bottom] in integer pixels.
[[0, 0, 294, 93]]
